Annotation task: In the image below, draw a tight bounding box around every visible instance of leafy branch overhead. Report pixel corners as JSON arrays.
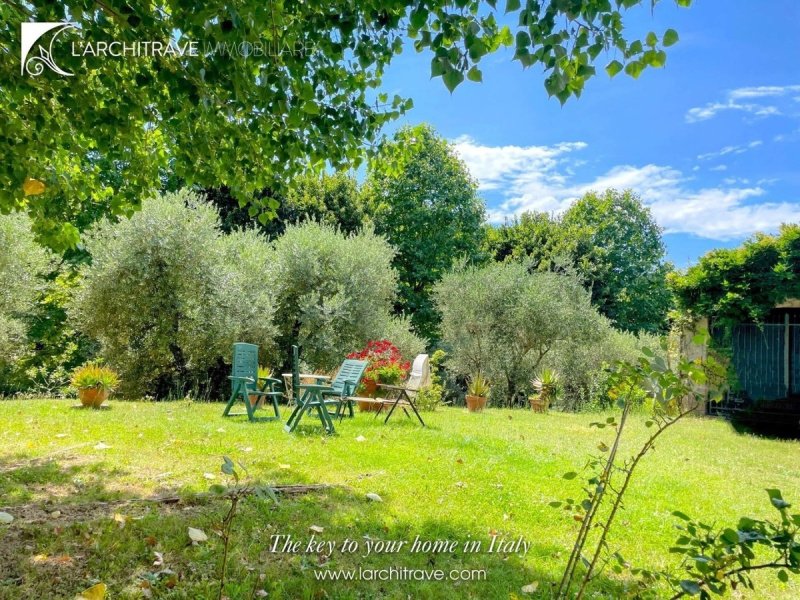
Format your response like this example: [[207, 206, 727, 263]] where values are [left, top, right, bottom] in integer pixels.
[[0, 0, 690, 248]]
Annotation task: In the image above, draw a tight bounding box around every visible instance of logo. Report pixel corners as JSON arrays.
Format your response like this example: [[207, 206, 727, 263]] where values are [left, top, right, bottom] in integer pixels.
[[21, 22, 76, 77]]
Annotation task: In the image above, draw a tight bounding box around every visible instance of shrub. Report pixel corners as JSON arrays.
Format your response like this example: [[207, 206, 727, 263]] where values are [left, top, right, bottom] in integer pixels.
[[435, 261, 606, 406], [269, 222, 400, 371], [545, 327, 664, 411], [347, 340, 410, 385], [0, 213, 53, 376], [415, 349, 446, 412], [379, 315, 427, 360], [70, 190, 275, 398]]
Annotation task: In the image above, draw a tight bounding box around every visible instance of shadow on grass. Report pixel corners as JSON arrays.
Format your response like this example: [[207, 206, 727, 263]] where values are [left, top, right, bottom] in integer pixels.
[[0, 455, 630, 600]]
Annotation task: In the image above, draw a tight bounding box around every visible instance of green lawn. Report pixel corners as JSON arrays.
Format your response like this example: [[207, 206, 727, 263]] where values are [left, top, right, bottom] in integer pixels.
[[1, 399, 798, 599]]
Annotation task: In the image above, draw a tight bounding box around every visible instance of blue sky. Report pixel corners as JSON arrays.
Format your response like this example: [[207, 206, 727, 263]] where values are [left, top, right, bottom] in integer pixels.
[[379, 1, 800, 267]]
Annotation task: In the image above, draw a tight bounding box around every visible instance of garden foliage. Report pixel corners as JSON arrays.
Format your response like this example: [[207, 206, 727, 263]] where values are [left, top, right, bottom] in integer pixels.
[[435, 261, 607, 406], [269, 221, 424, 373], [69, 190, 276, 398]]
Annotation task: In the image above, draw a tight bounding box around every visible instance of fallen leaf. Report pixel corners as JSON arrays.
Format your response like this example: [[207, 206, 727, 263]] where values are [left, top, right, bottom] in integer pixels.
[[355, 435, 367, 442], [144, 536, 157, 547], [76, 582, 106, 600], [455, 458, 463, 464], [279, 464, 291, 470], [309, 525, 324, 533], [152, 551, 164, 567], [0, 512, 13, 524], [216, 428, 225, 433], [93, 442, 111, 450], [255, 591, 268, 598], [55, 433, 68, 439], [113, 513, 128, 528], [22, 177, 46, 196], [188, 527, 208, 543], [521, 582, 539, 594], [242, 446, 253, 452], [455, 481, 467, 488], [203, 473, 216, 480], [366, 492, 383, 502], [50, 510, 62, 519]]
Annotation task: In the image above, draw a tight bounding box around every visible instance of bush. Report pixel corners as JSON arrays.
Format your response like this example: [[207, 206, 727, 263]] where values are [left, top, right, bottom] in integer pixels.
[[269, 222, 403, 371], [435, 261, 607, 406], [70, 190, 275, 398], [0, 213, 54, 392], [545, 327, 664, 411]]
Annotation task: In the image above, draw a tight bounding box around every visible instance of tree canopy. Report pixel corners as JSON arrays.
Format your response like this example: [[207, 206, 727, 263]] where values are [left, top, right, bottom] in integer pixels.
[[365, 124, 486, 340], [1, 1, 689, 249], [484, 190, 672, 334], [670, 224, 800, 326]]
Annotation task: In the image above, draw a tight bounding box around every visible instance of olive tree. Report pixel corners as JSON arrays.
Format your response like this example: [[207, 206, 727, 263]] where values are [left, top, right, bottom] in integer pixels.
[[0, 213, 53, 363], [269, 222, 423, 370], [435, 261, 606, 405], [70, 190, 275, 398]]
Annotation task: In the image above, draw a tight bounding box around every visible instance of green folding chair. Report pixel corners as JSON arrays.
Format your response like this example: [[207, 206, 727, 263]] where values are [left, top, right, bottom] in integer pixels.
[[284, 359, 367, 434], [222, 342, 282, 422]]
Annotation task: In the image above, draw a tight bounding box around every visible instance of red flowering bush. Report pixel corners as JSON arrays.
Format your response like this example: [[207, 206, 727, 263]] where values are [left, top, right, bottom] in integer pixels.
[[347, 340, 410, 385]]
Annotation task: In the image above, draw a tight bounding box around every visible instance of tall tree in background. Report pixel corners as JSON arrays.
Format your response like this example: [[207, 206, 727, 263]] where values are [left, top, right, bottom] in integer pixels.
[[1, 1, 689, 249], [558, 190, 673, 333], [203, 172, 364, 237], [365, 125, 486, 340]]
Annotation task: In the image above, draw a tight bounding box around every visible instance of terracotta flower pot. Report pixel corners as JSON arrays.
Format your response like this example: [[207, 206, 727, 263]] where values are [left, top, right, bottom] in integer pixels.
[[465, 394, 487, 413], [357, 399, 382, 412], [78, 387, 109, 408], [529, 395, 548, 413], [362, 379, 378, 398]]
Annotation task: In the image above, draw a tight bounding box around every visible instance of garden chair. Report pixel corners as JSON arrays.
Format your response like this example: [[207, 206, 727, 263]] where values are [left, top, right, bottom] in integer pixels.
[[376, 354, 428, 427], [284, 359, 368, 434], [222, 343, 283, 422]]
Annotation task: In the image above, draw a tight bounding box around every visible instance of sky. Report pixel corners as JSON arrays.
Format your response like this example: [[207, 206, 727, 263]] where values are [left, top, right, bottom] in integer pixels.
[[379, 1, 800, 267]]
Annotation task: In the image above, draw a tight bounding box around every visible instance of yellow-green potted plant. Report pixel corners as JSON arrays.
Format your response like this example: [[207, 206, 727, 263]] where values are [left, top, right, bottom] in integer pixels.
[[465, 372, 490, 413], [530, 368, 560, 413], [71, 364, 119, 408]]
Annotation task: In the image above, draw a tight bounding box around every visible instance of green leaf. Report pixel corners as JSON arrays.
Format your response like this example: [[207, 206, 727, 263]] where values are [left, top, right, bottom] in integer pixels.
[[646, 32, 658, 47], [505, 0, 521, 13], [563, 471, 578, 480], [663, 29, 679, 47], [778, 569, 789, 583], [767, 489, 791, 510], [672, 511, 691, 521], [605, 60, 623, 77], [467, 66, 483, 82], [442, 68, 465, 92], [679, 580, 702, 595]]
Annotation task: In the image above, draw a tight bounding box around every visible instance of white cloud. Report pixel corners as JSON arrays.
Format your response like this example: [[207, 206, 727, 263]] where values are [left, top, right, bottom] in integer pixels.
[[452, 136, 800, 240], [686, 84, 800, 123], [697, 140, 762, 160], [709, 164, 728, 172]]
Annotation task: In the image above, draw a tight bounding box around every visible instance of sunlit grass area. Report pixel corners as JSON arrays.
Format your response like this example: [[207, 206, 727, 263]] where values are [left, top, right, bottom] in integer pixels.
[[1, 399, 798, 599]]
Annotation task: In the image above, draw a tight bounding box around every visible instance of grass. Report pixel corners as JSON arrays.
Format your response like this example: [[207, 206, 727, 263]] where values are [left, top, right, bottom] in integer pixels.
[[1, 398, 799, 599]]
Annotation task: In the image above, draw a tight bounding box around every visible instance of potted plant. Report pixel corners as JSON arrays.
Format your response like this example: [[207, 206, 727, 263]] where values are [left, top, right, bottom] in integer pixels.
[[465, 372, 490, 413], [347, 340, 410, 411], [249, 366, 272, 409], [71, 364, 119, 408], [530, 368, 560, 413]]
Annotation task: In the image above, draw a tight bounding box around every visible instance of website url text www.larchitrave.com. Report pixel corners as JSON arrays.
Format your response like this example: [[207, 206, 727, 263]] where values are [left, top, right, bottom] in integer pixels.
[[314, 566, 487, 582]]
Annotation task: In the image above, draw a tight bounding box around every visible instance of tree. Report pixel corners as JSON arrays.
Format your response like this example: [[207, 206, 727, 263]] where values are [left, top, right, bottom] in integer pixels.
[[69, 190, 276, 398], [204, 172, 365, 237], [435, 261, 607, 405], [365, 124, 486, 339], [0, 1, 690, 248], [0, 213, 53, 370], [482, 211, 561, 267], [670, 224, 800, 327], [558, 189, 673, 334], [269, 221, 424, 372]]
